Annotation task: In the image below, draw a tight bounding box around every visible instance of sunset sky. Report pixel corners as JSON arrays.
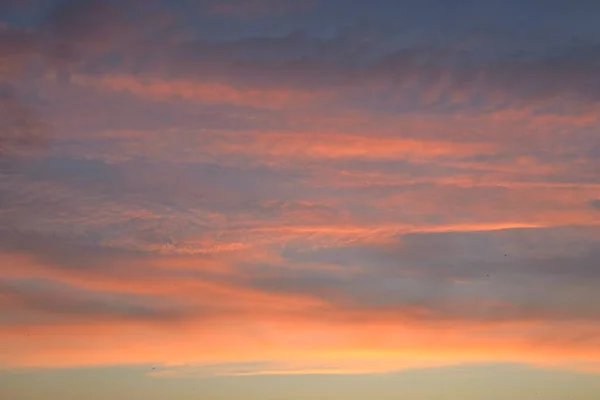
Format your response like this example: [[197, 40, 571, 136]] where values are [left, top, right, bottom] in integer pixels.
[[1, 1, 600, 399]]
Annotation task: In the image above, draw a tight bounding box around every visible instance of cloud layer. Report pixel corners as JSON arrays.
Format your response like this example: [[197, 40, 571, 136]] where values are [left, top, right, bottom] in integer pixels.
[[1, 0, 600, 377]]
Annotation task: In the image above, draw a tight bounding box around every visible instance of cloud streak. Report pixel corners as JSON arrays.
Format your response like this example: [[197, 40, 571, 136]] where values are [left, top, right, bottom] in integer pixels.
[[1, 0, 600, 383]]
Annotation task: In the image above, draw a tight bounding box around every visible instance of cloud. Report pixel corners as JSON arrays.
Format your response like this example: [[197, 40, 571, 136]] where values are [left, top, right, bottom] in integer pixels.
[[204, 0, 317, 18], [0, 84, 49, 151], [1, 0, 600, 379], [74, 74, 329, 110], [0, 24, 36, 59], [3, 1, 600, 119], [2, 225, 600, 374], [0, 84, 52, 176], [256, 226, 600, 321], [0, 0, 170, 81], [0, 277, 189, 325], [0, 0, 29, 14]]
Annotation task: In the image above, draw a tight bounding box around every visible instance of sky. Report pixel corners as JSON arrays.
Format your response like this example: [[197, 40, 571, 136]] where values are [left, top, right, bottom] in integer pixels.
[[1, 0, 600, 399]]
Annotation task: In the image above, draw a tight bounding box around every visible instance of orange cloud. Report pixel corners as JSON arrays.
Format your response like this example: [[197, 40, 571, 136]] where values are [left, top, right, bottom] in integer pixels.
[[70, 74, 329, 110], [208, 131, 494, 161], [2, 295, 600, 375], [3, 231, 600, 374], [3, 1, 600, 390]]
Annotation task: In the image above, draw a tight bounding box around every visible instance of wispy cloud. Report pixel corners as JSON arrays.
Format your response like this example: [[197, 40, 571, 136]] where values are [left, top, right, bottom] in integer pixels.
[[1, 0, 600, 382]]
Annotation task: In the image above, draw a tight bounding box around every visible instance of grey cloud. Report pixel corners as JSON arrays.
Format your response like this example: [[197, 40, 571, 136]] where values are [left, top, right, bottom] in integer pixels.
[[22, 156, 122, 186], [245, 227, 600, 322], [0, 25, 37, 58], [0, 278, 188, 324], [40, 0, 141, 67], [287, 227, 600, 283], [0, 226, 234, 300], [43, 0, 125, 40], [3, 0, 600, 114], [133, 24, 600, 115], [248, 263, 600, 323], [0, 84, 52, 174], [0, 0, 167, 78], [0, 228, 145, 271], [201, 0, 314, 18], [0, 0, 29, 14], [0, 154, 319, 255]]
